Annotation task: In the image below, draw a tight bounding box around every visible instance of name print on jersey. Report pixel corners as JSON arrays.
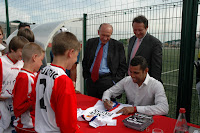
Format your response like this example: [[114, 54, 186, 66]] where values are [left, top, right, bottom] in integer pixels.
[[3, 80, 16, 86], [40, 67, 58, 80], [11, 68, 19, 70], [90, 109, 114, 117]]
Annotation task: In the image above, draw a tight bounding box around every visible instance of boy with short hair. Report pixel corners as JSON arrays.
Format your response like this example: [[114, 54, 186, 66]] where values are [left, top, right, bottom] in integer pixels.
[[0, 36, 29, 132], [35, 32, 82, 133], [12, 42, 45, 133], [17, 28, 35, 42]]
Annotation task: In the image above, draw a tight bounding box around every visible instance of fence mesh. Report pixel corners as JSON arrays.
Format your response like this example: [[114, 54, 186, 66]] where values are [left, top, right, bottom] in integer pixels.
[[0, 0, 199, 125], [0, 0, 180, 24], [86, 1, 200, 125]]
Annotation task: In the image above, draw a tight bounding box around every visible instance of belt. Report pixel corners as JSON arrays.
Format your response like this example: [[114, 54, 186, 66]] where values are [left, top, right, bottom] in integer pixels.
[[99, 73, 111, 79]]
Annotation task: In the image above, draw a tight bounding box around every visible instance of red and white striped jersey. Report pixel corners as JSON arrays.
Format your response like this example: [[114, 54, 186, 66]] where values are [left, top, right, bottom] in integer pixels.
[[0, 55, 23, 132], [35, 64, 81, 133], [12, 69, 35, 129], [0, 55, 24, 99]]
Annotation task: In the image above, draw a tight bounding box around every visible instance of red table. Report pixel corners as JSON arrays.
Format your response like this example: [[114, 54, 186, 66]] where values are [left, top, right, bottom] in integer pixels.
[[77, 94, 200, 133]]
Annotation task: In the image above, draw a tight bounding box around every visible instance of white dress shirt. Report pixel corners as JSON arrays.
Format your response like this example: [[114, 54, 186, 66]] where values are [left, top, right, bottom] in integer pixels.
[[102, 73, 169, 115]]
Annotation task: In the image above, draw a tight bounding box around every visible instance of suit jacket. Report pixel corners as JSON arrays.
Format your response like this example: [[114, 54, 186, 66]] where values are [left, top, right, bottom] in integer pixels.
[[82, 37, 127, 83], [127, 33, 162, 81]]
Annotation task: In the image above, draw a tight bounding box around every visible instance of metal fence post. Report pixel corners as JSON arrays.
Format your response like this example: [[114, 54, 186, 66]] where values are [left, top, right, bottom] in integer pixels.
[[5, 0, 10, 38], [83, 13, 87, 95], [177, 0, 198, 122]]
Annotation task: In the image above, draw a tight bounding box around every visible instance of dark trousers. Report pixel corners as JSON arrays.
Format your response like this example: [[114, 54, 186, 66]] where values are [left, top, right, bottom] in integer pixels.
[[86, 75, 114, 99]]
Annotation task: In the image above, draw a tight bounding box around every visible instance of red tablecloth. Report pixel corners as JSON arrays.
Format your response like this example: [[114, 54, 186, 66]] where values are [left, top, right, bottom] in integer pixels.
[[77, 94, 200, 133]]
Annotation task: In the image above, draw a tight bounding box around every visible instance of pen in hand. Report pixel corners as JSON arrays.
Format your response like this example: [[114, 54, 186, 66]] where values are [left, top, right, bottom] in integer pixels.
[[103, 99, 113, 110]]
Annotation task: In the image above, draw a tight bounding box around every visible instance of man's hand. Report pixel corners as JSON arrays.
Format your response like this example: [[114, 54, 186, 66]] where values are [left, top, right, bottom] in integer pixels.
[[103, 99, 113, 110], [72, 81, 76, 88], [0, 92, 8, 101], [116, 106, 136, 115], [28, 104, 33, 111], [75, 90, 81, 94]]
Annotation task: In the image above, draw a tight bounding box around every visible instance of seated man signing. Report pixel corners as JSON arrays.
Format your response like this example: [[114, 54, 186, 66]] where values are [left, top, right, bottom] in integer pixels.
[[102, 56, 169, 116]]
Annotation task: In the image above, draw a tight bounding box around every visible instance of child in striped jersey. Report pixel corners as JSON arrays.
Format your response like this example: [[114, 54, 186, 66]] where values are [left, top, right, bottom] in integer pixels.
[[35, 32, 82, 133], [12, 42, 45, 133], [0, 36, 29, 133]]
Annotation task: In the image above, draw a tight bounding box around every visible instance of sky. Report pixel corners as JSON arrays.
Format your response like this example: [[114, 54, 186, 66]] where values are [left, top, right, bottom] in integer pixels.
[[0, 0, 180, 24]]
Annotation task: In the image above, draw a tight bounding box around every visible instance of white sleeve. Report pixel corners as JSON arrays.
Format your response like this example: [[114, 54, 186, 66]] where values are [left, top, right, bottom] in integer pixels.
[[137, 81, 169, 115], [102, 78, 126, 101], [0, 101, 11, 130], [0, 44, 5, 51]]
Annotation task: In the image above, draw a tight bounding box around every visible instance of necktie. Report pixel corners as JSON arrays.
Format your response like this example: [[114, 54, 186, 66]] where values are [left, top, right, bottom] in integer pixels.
[[131, 38, 141, 59], [128, 39, 141, 75], [91, 43, 105, 82]]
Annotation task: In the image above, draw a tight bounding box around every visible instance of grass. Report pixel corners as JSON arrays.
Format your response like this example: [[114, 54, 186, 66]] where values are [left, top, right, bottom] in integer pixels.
[[117, 47, 200, 125], [162, 48, 200, 125]]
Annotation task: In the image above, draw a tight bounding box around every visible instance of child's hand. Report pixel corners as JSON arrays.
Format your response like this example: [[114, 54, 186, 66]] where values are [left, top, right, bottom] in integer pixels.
[[28, 105, 33, 111], [75, 90, 81, 94], [0, 92, 8, 101], [73, 81, 76, 88]]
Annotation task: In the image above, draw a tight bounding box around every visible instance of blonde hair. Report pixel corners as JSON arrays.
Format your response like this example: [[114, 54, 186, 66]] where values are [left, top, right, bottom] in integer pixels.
[[22, 42, 45, 62], [52, 32, 80, 56]]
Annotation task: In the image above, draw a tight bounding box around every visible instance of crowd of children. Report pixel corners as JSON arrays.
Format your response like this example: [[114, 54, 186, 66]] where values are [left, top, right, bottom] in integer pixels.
[[0, 24, 81, 133]]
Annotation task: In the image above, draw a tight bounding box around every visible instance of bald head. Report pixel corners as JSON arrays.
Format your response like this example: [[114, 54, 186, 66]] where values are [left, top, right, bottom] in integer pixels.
[[98, 23, 113, 44], [99, 23, 113, 32]]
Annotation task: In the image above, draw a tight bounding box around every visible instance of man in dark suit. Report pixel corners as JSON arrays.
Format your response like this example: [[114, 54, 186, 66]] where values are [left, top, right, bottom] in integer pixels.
[[127, 15, 162, 82], [82, 23, 127, 99]]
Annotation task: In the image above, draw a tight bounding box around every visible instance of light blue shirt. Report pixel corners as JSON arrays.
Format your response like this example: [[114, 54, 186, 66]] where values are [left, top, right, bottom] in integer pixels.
[[90, 40, 111, 75]]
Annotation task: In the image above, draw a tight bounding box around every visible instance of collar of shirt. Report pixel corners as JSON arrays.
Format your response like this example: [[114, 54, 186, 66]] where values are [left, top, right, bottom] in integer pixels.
[[98, 39, 109, 47], [137, 32, 148, 42], [136, 73, 150, 89], [142, 73, 150, 85], [131, 32, 148, 55]]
